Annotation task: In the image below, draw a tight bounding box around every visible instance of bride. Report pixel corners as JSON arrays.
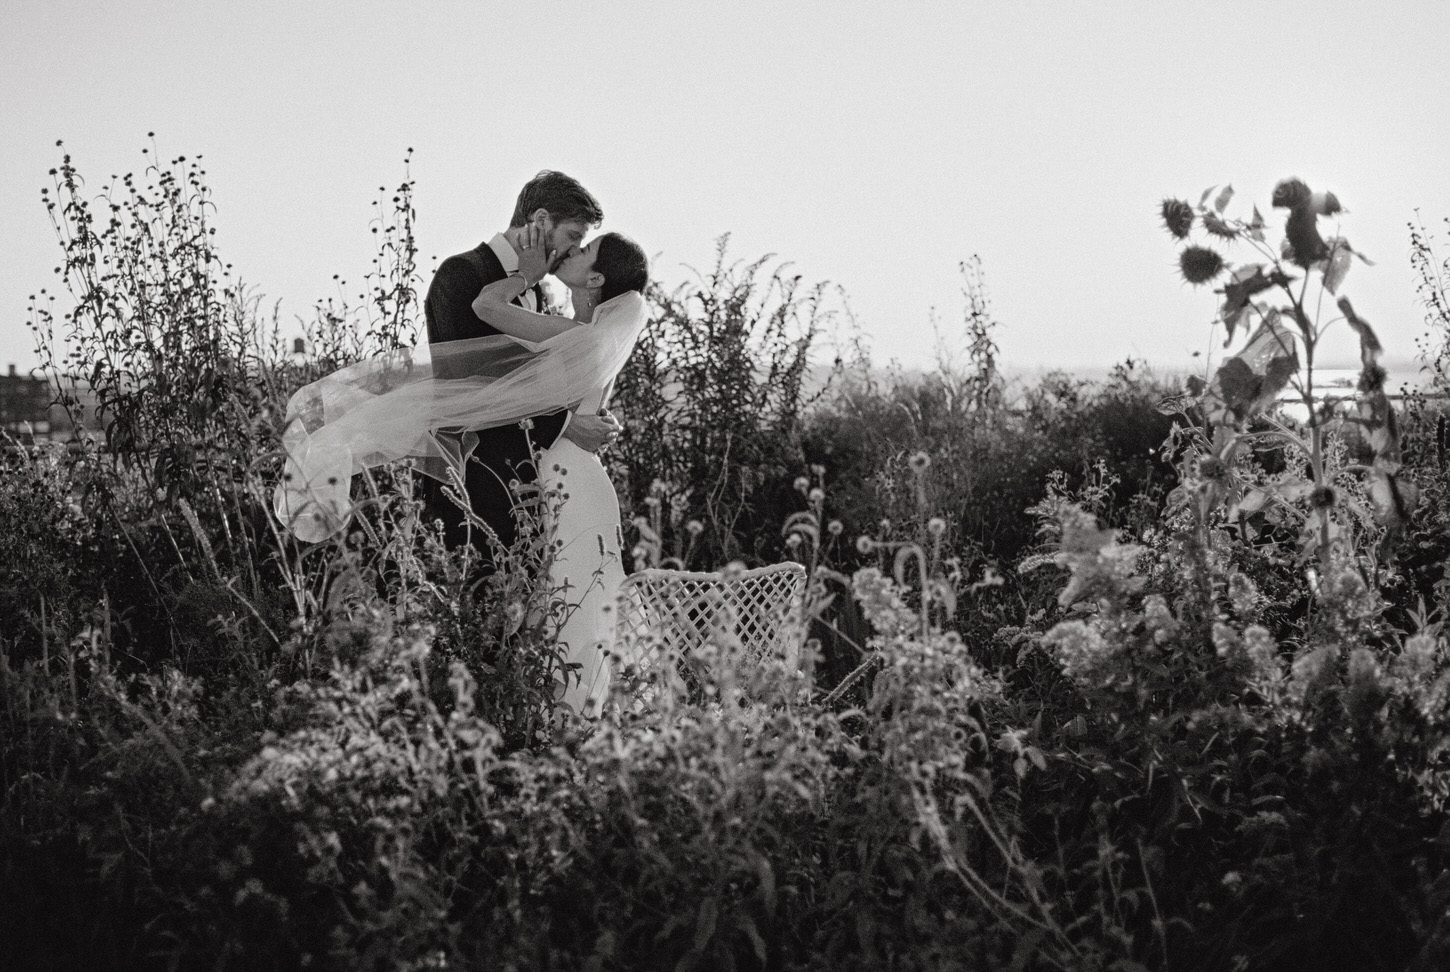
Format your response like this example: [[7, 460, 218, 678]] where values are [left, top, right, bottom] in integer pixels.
[[472, 228, 650, 715], [271, 228, 649, 716]]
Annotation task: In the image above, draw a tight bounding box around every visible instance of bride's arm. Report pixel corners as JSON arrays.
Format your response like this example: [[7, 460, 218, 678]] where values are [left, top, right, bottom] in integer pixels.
[[472, 275, 577, 343]]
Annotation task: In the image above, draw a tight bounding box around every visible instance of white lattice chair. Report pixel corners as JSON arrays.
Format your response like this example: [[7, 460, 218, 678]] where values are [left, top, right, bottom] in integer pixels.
[[614, 562, 807, 701]]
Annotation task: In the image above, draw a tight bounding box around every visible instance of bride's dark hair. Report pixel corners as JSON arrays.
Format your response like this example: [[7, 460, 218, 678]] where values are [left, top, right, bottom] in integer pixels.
[[595, 233, 649, 302]]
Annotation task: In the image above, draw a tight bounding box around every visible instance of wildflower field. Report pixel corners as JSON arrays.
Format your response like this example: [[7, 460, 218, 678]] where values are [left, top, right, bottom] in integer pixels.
[[5, 146, 1450, 971]]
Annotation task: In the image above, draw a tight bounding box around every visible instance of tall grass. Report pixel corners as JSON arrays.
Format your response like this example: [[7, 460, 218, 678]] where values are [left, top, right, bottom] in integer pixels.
[[4, 145, 1450, 971]]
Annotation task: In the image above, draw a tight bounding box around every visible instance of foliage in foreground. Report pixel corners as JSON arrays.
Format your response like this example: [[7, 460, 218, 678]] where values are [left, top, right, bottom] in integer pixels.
[[4, 146, 1450, 971]]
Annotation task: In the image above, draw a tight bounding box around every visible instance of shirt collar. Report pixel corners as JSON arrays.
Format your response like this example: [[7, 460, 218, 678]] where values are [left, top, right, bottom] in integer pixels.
[[487, 233, 519, 274]]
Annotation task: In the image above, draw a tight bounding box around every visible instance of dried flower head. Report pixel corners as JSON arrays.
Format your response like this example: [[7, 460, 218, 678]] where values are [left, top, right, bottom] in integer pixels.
[[1271, 177, 1311, 210], [793, 476, 810, 494], [784, 533, 802, 550], [827, 519, 844, 536], [808, 486, 825, 504], [1309, 485, 1337, 510], [1358, 363, 1387, 393], [1179, 246, 1226, 286], [1197, 455, 1226, 481], [685, 519, 704, 536], [927, 517, 947, 537], [856, 535, 875, 555], [1161, 197, 1194, 239], [908, 451, 931, 473]]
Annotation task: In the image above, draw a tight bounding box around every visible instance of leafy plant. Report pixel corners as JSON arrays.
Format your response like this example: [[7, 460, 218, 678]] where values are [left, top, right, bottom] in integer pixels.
[[611, 237, 836, 566], [13, 142, 1450, 972], [1158, 181, 1416, 574]]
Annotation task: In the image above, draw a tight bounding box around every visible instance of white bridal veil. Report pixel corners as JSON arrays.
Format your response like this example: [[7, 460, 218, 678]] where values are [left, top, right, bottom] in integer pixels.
[[273, 290, 647, 542]]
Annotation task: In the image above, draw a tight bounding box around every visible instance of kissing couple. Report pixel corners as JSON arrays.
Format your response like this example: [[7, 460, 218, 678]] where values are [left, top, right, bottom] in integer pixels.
[[275, 170, 650, 716]]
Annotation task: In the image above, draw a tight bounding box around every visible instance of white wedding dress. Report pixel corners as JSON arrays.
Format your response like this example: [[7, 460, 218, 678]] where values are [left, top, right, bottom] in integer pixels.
[[540, 384, 627, 716]]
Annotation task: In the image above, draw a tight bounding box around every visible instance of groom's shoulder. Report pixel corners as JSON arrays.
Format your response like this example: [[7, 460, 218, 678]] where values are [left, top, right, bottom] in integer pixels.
[[436, 241, 503, 279]]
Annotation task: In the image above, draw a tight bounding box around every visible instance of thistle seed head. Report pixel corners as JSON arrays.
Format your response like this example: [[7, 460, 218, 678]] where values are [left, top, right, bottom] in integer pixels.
[[1179, 246, 1226, 286], [1161, 198, 1194, 239], [1272, 177, 1311, 210], [1358, 364, 1387, 393]]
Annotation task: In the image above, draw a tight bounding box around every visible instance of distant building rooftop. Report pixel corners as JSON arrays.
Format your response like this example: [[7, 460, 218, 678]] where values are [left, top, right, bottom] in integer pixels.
[[1, 363, 97, 443]]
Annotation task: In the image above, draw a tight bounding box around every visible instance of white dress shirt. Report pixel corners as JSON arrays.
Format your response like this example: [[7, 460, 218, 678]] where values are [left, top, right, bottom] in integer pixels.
[[487, 233, 538, 312]]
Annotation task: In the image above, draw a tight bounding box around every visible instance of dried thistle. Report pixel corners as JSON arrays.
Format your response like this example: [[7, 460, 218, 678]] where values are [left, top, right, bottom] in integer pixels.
[[1179, 246, 1226, 285], [1161, 198, 1194, 239]]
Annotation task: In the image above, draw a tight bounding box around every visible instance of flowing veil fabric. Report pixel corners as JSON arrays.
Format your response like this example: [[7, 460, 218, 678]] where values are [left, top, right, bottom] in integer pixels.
[[273, 290, 647, 542]]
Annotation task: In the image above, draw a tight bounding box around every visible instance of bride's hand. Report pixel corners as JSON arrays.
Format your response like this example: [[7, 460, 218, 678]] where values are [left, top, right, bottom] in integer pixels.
[[563, 410, 623, 453], [518, 223, 552, 285]]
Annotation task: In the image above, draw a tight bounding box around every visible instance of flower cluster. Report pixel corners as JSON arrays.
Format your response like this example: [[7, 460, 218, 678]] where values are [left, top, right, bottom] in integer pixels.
[[851, 566, 924, 640], [1043, 618, 1117, 687], [1051, 506, 1147, 608]]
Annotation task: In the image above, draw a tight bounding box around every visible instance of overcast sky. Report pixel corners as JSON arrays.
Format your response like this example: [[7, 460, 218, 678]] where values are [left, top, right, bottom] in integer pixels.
[[4, 0, 1449, 378]]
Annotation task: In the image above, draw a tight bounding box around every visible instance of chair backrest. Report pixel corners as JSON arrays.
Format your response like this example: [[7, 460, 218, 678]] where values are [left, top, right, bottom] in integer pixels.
[[615, 562, 806, 666]]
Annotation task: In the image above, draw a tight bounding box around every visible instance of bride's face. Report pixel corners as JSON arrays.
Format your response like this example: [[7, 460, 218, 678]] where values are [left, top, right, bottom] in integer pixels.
[[553, 236, 602, 289]]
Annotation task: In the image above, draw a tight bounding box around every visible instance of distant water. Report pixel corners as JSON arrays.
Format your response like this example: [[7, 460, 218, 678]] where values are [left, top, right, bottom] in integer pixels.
[[807, 357, 1440, 404], [1006, 358, 1433, 395], [1295, 362, 1430, 395]]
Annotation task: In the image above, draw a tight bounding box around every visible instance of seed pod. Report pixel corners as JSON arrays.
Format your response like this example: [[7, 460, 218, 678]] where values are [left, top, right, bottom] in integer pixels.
[[1179, 246, 1226, 285], [1161, 198, 1194, 239]]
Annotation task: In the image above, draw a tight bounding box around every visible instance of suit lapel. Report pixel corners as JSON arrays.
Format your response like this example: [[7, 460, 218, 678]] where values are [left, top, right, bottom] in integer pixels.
[[472, 239, 540, 309], [473, 241, 507, 285]]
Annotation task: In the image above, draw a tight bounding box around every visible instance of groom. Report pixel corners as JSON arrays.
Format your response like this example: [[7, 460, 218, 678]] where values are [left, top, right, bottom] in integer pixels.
[[423, 169, 621, 562]]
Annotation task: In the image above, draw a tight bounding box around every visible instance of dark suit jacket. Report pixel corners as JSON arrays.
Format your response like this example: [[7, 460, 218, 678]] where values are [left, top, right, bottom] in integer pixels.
[[422, 241, 569, 555]]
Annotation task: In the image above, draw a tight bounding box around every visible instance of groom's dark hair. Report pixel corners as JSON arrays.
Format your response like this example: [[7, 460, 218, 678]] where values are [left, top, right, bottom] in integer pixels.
[[510, 170, 603, 227], [595, 232, 649, 302]]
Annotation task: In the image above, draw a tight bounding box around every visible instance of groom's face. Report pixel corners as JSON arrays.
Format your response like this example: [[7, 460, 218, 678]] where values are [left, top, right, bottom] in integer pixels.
[[541, 216, 589, 271]]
